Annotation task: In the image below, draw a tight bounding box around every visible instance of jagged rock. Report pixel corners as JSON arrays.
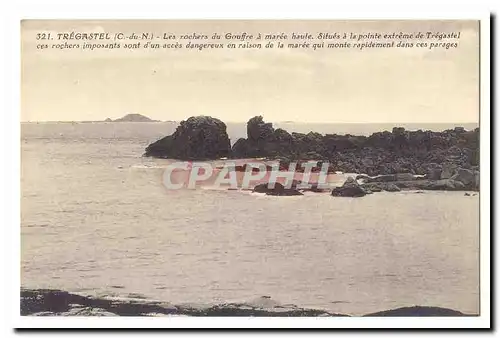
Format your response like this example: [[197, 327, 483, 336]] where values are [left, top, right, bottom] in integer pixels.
[[144, 116, 231, 160], [247, 116, 274, 142], [331, 177, 370, 197]]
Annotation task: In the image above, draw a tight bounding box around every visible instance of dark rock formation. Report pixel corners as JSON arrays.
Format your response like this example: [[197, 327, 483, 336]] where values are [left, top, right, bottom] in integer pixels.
[[20, 289, 342, 317], [364, 306, 471, 317], [232, 116, 298, 159], [21, 289, 177, 316], [253, 182, 303, 196], [144, 116, 231, 160], [144, 115, 479, 184], [21, 289, 472, 317], [231, 116, 479, 178], [331, 177, 370, 197]]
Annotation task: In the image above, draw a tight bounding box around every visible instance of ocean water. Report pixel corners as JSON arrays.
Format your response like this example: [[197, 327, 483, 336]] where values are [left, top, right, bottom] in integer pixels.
[[20, 122, 480, 316]]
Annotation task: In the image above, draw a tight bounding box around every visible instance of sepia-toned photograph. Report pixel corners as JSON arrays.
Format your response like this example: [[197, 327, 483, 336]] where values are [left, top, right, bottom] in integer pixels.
[[18, 17, 488, 328]]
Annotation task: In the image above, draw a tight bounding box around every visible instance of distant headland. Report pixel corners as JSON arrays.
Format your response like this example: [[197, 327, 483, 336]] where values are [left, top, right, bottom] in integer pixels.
[[104, 114, 160, 122]]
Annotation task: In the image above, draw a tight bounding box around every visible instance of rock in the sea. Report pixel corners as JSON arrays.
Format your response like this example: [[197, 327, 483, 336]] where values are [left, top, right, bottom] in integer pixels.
[[253, 182, 303, 196], [247, 115, 275, 142], [364, 306, 469, 317], [331, 177, 370, 197], [144, 116, 231, 160]]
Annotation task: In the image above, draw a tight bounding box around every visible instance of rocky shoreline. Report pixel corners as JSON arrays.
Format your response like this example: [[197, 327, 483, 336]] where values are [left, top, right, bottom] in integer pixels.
[[144, 115, 479, 193], [21, 289, 474, 317]]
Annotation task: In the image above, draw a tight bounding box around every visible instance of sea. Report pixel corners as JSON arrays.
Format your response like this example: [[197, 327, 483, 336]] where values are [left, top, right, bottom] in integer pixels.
[[21, 121, 480, 316]]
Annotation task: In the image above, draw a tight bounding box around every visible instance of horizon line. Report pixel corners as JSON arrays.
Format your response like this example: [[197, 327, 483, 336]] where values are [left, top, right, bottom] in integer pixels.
[[20, 120, 480, 125]]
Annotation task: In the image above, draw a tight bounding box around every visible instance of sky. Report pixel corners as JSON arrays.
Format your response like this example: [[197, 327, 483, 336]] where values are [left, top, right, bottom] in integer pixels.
[[21, 20, 479, 123]]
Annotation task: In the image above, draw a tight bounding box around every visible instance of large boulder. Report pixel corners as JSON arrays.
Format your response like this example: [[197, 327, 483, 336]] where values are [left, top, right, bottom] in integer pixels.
[[331, 177, 370, 197], [144, 116, 231, 160], [231, 138, 250, 158]]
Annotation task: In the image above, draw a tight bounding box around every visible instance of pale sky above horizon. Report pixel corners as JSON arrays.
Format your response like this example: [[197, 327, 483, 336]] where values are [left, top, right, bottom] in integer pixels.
[[21, 20, 479, 123]]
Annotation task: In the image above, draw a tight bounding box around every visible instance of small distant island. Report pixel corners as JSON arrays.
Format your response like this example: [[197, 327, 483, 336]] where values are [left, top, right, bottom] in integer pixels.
[[105, 114, 160, 122]]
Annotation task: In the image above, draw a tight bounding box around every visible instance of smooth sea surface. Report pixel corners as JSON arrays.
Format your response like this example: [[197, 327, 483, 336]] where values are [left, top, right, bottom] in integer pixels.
[[21, 122, 480, 316]]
